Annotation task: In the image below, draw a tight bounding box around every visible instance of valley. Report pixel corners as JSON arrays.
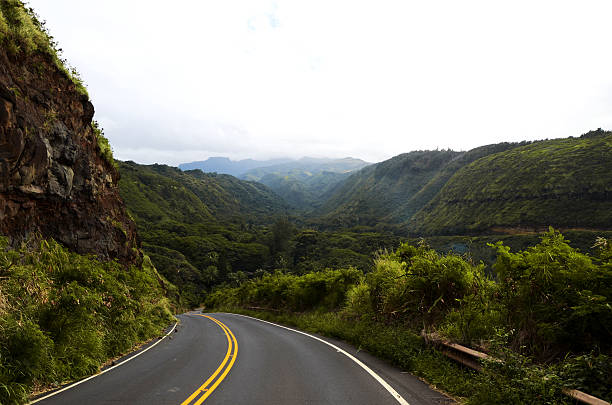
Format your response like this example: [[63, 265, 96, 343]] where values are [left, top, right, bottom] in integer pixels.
[[1, 1, 611, 404]]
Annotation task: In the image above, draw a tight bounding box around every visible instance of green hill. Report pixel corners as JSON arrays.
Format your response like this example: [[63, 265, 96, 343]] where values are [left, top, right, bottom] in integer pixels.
[[408, 130, 612, 235], [311, 150, 462, 229], [240, 157, 370, 210], [119, 161, 289, 225], [117, 161, 291, 305], [386, 142, 525, 223]]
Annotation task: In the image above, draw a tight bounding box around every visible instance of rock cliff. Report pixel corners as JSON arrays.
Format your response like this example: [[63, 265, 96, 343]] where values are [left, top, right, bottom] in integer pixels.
[[0, 45, 140, 265]]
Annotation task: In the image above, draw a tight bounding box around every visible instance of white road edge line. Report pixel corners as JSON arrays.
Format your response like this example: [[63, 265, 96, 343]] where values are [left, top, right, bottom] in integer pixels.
[[29, 320, 178, 404], [226, 313, 410, 405]]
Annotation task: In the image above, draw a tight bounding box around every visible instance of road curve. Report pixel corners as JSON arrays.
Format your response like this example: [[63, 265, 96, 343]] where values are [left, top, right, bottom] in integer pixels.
[[32, 312, 454, 405]]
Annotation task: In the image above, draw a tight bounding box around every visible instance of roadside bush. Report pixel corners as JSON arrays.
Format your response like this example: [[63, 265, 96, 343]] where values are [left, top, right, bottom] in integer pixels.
[[558, 352, 612, 401], [205, 268, 362, 312], [492, 228, 612, 358], [0, 237, 174, 404], [365, 242, 488, 329], [288, 268, 362, 311], [343, 282, 372, 316], [470, 348, 569, 405]]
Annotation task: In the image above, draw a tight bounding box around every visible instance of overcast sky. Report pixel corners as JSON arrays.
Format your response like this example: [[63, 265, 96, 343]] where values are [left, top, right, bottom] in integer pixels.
[[28, 0, 612, 165]]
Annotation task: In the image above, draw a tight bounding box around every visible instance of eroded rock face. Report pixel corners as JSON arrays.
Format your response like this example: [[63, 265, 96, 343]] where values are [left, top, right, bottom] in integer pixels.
[[0, 49, 140, 266]]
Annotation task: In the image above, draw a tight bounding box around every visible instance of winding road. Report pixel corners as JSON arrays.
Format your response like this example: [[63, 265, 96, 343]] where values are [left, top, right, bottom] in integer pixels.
[[32, 312, 454, 405]]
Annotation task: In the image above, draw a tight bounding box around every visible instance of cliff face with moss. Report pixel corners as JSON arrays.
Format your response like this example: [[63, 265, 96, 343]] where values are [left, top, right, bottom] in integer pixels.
[[0, 5, 139, 265]]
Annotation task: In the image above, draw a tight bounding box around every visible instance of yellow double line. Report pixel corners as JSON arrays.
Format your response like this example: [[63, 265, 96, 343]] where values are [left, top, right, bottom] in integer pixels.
[[181, 315, 238, 405]]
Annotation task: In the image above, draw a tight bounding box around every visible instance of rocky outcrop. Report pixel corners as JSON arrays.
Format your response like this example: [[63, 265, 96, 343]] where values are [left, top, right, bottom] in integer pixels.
[[0, 47, 140, 265]]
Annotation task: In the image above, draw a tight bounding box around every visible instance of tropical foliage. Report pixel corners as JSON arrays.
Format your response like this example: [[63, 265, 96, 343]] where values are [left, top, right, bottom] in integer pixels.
[[0, 237, 174, 404], [117, 161, 399, 307], [207, 230, 612, 403]]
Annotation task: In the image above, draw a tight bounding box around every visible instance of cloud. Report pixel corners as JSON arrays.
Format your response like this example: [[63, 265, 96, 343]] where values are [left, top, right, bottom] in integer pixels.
[[28, 0, 612, 165]]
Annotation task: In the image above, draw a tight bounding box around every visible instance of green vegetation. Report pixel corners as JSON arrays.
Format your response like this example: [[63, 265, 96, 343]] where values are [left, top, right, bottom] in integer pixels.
[[117, 161, 290, 306], [240, 157, 370, 211], [388, 142, 525, 223], [0, 237, 174, 404], [409, 131, 612, 235], [92, 121, 114, 166], [312, 150, 463, 229], [254, 170, 351, 211], [402, 229, 612, 270], [117, 161, 399, 307], [207, 229, 612, 403], [0, 0, 88, 96], [309, 133, 611, 237]]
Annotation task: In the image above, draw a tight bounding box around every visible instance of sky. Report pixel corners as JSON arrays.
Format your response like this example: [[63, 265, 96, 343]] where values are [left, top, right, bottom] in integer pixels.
[[28, 0, 612, 165]]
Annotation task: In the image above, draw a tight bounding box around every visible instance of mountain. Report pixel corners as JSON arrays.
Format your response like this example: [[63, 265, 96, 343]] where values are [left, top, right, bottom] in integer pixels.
[[117, 161, 291, 305], [311, 150, 463, 229], [240, 157, 371, 210], [178, 157, 293, 176], [408, 130, 612, 235], [119, 161, 289, 225], [0, 7, 139, 265], [385, 142, 526, 223], [311, 133, 612, 235]]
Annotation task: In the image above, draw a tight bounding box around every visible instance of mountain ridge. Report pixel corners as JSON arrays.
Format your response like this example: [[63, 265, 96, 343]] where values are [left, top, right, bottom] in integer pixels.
[[178, 157, 294, 177]]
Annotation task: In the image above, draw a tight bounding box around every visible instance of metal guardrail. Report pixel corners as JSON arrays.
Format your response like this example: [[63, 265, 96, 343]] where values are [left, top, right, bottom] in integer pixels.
[[422, 333, 610, 405], [245, 305, 282, 313]]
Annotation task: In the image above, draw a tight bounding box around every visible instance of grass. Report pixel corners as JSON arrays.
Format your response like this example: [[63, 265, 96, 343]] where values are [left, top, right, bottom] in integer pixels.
[[410, 132, 612, 235], [92, 120, 115, 167], [0, 237, 175, 404], [0, 0, 88, 97]]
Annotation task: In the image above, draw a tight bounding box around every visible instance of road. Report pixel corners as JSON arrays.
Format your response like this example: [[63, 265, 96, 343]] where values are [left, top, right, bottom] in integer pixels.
[[32, 312, 454, 405]]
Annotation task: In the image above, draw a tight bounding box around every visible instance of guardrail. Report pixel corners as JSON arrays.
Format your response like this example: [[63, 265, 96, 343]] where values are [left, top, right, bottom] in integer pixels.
[[422, 333, 610, 405]]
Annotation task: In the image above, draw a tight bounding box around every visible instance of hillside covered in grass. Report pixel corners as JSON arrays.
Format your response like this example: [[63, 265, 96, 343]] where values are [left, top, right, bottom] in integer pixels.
[[119, 161, 290, 225], [409, 130, 612, 235], [311, 150, 462, 229], [240, 157, 370, 211], [307, 132, 611, 238], [117, 161, 293, 306]]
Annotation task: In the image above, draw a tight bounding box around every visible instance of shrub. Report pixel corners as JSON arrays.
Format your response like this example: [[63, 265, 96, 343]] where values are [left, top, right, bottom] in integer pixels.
[[343, 282, 372, 316], [364, 242, 488, 329], [492, 228, 612, 357], [205, 268, 362, 312], [558, 352, 612, 401], [0, 237, 174, 404], [92, 120, 115, 167]]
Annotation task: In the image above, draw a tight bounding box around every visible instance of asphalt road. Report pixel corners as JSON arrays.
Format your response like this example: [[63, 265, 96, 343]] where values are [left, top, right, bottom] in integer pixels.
[[32, 312, 454, 405]]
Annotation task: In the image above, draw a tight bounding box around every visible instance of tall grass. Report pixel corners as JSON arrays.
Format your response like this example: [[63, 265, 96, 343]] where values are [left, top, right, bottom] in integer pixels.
[[0, 237, 174, 404], [0, 0, 88, 96]]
